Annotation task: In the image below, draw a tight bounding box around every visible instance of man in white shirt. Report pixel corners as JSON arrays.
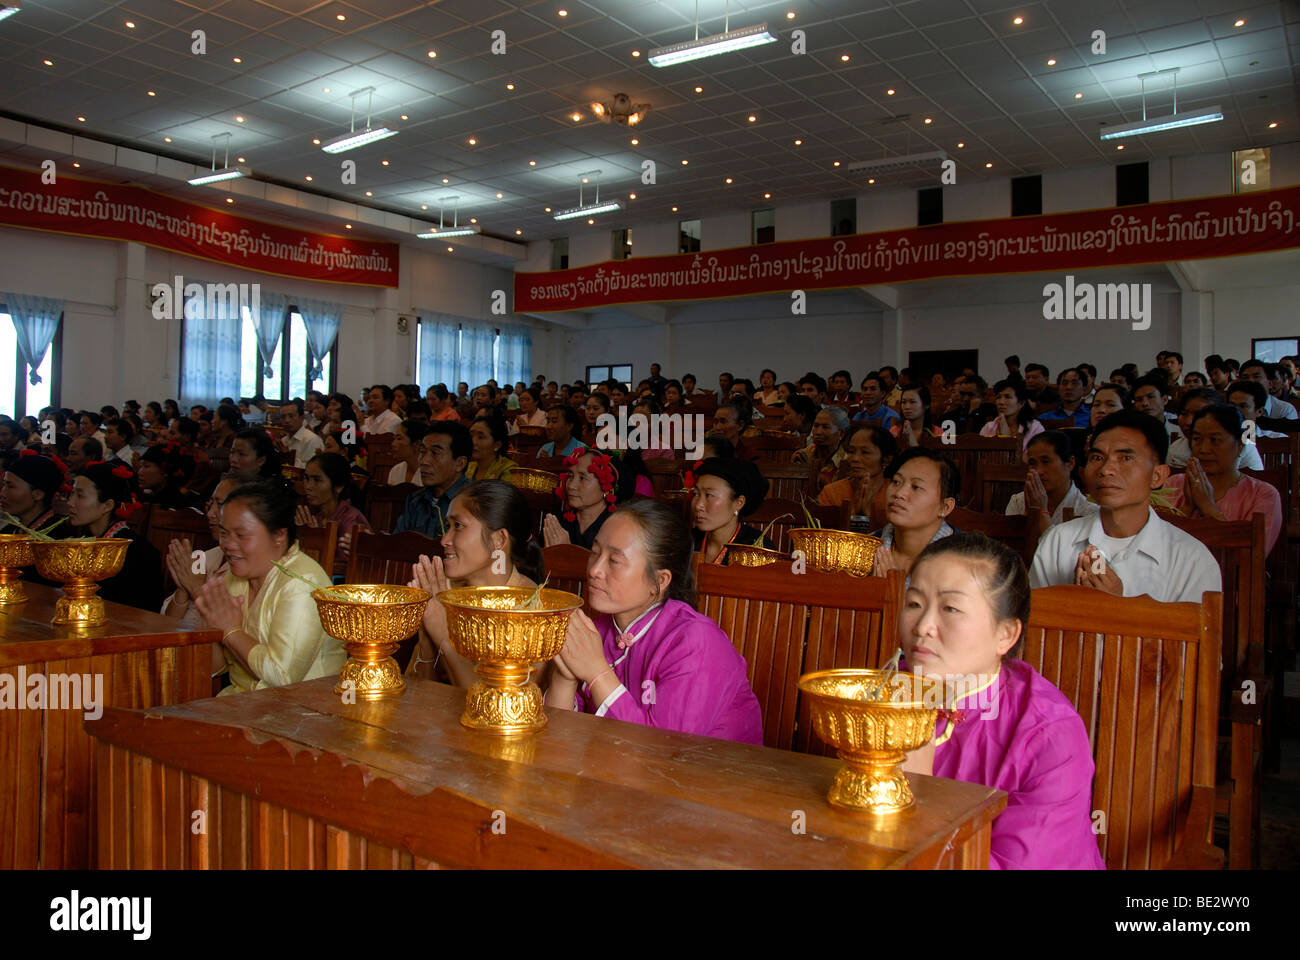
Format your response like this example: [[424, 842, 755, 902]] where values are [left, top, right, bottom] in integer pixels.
[[1167, 386, 1264, 469], [1030, 410, 1221, 604], [1240, 360, 1298, 420], [362, 384, 402, 436], [103, 419, 137, 466], [1131, 375, 1180, 443], [278, 399, 323, 468]]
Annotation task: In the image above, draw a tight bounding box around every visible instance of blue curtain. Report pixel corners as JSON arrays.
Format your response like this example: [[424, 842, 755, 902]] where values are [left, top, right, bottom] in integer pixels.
[[497, 324, 533, 384], [417, 314, 462, 389], [250, 291, 289, 377], [296, 297, 343, 382], [180, 279, 241, 408], [5, 292, 63, 385], [460, 322, 495, 388]]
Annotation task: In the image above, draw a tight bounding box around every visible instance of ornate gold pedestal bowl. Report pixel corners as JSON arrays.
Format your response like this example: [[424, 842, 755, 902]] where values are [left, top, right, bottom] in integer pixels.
[[0, 534, 35, 605], [30, 539, 130, 626], [798, 668, 942, 815], [438, 585, 583, 735], [788, 528, 882, 576], [507, 468, 561, 494], [313, 584, 431, 701], [724, 543, 789, 568]]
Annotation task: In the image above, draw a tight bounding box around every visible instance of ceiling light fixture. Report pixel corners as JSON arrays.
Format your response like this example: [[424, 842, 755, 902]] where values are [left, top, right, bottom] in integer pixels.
[[0, 2, 21, 23], [886, 88, 895, 95], [1233, 18, 1245, 27], [188, 133, 250, 184], [631, 50, 640, 57], [1046, 58, 1056, 66], [793, 138, 802, 145], [648, 14, 778, 68], [840, 54, 850, 61], [570, 111, 583, 122], [1268, 121, 1278, 129], [506, 83, 514, 90], [590, 93, 652, 126], [163, 136, 172, 142], [147, 90, 155, 96], [845, 149, 947, 174], [42, 58, 52, 66], [630, 137, 639, 145], [322, 86, 399, 153], [1012, 16, 1024, 25], [125, 20, 135, 29], [427, 50, 436, 58], [554, 169, 624, 221], [1098, 68, 1222, 139], [1073, 92, 1083, 99], [417, 195, 481, 239], [234, 115, 245, 122], [985, 162, 993, 168], [467, 137, 477, 145], [232, 57, 241, 63]]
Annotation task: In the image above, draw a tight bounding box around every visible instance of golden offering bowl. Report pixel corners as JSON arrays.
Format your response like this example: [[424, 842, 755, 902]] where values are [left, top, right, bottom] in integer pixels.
[[660, 488, 691, 502], [438, 585, 583, 736], [507, 467, 560, 494], [0, 534, 35, 606], [30, 538, 131, 626], [798, 668, 942, 815], [788, 528, 882, 577], [725, 543, 789, 568], [313, 584, 431, 701]]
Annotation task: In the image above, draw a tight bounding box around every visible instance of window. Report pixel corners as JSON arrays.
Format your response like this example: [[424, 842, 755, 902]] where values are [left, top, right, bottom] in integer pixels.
[[830, 197, 856, 236], [1252, 338, 1298, 363], [0, 309, 61, 418], [679, 219, 701, 253], [752, 208, 775, 244], [611, 228, 632, 260], [238, 308, 334, 402], [917, 187, 943, 226], [586, 364, 632, 388], [550, 237, 569, 270], [416, 318, 532, 391], [1233, 147, 1270, 195]]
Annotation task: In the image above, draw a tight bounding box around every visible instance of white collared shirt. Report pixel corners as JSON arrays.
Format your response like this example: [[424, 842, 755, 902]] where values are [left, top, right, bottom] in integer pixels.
[[1265, 395, 1298, 420], [1030, 506, 1221, 604], [286, 423, 324, 468], [1005, 483, 1099, 525], [362, 408, 402, 436], [1167, 436, 1263, 470]]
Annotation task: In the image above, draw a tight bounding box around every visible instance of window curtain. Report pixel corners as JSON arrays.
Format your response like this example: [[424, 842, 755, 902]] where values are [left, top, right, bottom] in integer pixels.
[[497, 324, 533, 384], [180, 279, 242, 408], [250, 291, 289, 377], [417, 314, 461, 388], [296, 297, 344, 382], [5, 292, 63, 384], [460, 322, 496, 388]]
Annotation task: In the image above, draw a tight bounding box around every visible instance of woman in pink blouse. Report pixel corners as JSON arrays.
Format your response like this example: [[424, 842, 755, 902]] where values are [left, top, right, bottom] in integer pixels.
[[1166, 404, 1282, 553], [901, 533, 1104, 869], [979, 378, 1044, 453], [296, 452, 372, 577]]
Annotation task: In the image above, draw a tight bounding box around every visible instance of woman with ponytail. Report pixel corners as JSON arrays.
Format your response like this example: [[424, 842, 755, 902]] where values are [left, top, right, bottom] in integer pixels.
[[66, 461, 164, 611]]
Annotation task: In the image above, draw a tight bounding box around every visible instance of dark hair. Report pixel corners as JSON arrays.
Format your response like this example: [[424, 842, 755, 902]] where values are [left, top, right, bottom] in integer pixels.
[[473, 412, 510, 453], [1004, 355, 1020, 367], [861, 373, 885, 391], [454, 480, 544, 582], [1189, 403, 1246, 447], [141, 442, 196, 487], [900, 384, 934, 432], [885, 447, 961, 502], [613, 499, 696, 607], [234, 428, 282, 477], [1109, 368, 1131, 387], [223, 478, 299, 546], [1025, 429, 1074, 466], [784, 394, 818, 427], [799, 372, 827, 395], [548, 403, 581, 436], [693, 457, 769, 516], [1226, 379, 1267, 411], [307, 451, 356, 505], [1025, 363, 1049, 379], [370, 384, 395, 404], [760, 368, 776, 381], [172, 417, 200, 443], [1092, 383, 1130, 409], [991, 379, 1033, 428], [79, 410, 103, 427], [880, 365, 899, 379], [1077, 362, 1097, 380], [702, 436, 735, 459], [912, 533, 1031, 658], [422, 420, 472, 462], [830, 369, 853, 383], [280, 398, 304, 418], [1164, 352, 1183, 365], [74, 435, 103, 461], [1089, 409, 1169, 464], [844, 423, 898, 465], [105, 417, 134, 442], [1131, 374, 1170, 400], [523, 385, 542, 405], [216, 404, 242, 432], [586, 391, 611, 413], [1177, 386, 1220, 412], [633, 396, 663, 416], [717, 400, 752, 430], [78, 460, 135, 512], [399, 418, 429, 448], [428, 383, 450, 403]]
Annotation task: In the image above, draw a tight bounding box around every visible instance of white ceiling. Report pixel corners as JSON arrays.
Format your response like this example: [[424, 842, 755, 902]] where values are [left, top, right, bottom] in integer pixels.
[[0, 0, 1296, 245]]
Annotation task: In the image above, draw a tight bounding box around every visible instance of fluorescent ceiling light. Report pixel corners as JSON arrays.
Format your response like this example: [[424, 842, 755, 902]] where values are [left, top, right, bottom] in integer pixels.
[[322, 125, 399, 153], [188, 165, 251, 185], [554, 200, 624, 221], [0, 2, 20, 23], [844, 150, 947, 173], [648, 24, 778, 67], [416, 225, 481, 239], [1099, 106, 1223, 139]]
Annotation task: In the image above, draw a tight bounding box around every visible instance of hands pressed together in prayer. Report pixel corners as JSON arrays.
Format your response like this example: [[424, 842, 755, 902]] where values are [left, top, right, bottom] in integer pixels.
[[194, 577, 245, 634], [545, 609, 621, 710], [1183, 457, 1222, 519], [872, 545, 909, 578], [164, 537, 207, 609], [1023, 469, 1049, 515], [294, 505, 320, 528], [541, 514, 571, 547], [1074, 546, 1124, 596]]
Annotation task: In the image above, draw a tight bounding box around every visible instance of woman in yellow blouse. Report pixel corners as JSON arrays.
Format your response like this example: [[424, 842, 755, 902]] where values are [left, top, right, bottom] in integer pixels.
[[465, 412, 517, 482], [195, 478, 345, 694]]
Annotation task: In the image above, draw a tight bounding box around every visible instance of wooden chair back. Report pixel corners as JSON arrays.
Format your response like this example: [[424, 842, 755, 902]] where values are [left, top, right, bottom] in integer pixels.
[[946, 507, 1033, 566], [143, 507, 215, 587], [367, 438, 402, 479], [743, 499, 847, 552], [757, 460, 813, 501], [344, 530, 440, 585], [644, 457, 687, 499], [540, 544, 596, 616], [297, 521, 338, 580], [747, 434, 803, 463], [919, 435, 1019, 510], [976, 461, 1028, 515], [510, 431, 546, 459], [1022, 586, 1223, 870], [363, 482, 417, 534], [518, 488, 561, 538]]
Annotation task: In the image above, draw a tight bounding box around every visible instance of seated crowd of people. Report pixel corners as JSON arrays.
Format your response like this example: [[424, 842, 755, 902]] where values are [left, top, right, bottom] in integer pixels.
[[1, 347, 1294, 868]]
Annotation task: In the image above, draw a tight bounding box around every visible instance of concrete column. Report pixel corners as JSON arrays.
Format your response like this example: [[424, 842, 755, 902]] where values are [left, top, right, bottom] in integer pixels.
[[116, 240, 174, 401], [1180, 291, 1214, 368], [882, 308, 906, 367]]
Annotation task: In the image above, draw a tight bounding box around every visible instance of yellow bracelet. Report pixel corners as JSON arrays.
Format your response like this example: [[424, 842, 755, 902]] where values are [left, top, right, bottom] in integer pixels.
[[221, 627, 241, 644]]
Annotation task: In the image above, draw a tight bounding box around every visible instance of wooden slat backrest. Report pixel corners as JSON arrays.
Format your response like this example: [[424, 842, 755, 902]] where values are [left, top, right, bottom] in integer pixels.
[[297, 521, 338, 580], [644, 458, 686, 499], [1255, 435, 1293, 474], [205, 447, 231, 476], [747, 434, 803, 463], [143, 507, 214, 587], [344, 530, 440, 585], [976, 461, 1028, 515], [1240, 466, 1289, 563], [742, 498, 847, 551], [919, 435, 1020, 510], [1162, 513, 1264, 675], [757, 460, 813, 501], [362, 482, 416, 534], [1022, 586, 1222, 870], [509, 432, 546, 459], [946, 507, 1033, 566], [540, 543, 596, 616]]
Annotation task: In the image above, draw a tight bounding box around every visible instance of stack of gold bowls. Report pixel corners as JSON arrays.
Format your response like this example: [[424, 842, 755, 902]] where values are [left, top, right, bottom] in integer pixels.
[[508, 468, 561, 495], [788, 528, 882, 576], [797, 668, 942, 814], [724, 543, 789, 567], [313, 584, 431, 701], [30, 538, 131, 626], [0, 534, 35, 606], [439, 585, 583, 735]]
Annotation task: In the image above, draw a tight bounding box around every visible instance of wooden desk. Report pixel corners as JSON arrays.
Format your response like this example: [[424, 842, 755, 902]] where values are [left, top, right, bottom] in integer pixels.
[[0, 583, 218, 869], [87, 678, 1006, 869]]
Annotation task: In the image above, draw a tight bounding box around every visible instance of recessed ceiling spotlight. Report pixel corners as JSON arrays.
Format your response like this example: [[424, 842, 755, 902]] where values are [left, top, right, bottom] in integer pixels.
[[957, 142, 965, 147], [442, 177, 449, 183], [1046, 58, 1056, 66], [72, 162, 80, 168], [237, 156, 245, 163], [1074, 92, 1083, 99], [427, 50, 436, 58], [515, 229, 523, 235], [381, 159, 389, 165], [345, 223, 351, 228], [163, 136, 172, 142], [747, 114, 757, 122], [587, 218, 594, 224], [786, 11, 795, 19], [336, 13, 346, 21], [305, 175, 313, 181], [671, 206, 678, 212], [235, 115, 245, 122], [558, 8, 568, 16], [1268, 121, 1278, 128], [629, 192, 637, 199], [833, 160, 840, 166], [985, 161, 993, 168], [365, 190, 373, 196], [232, 57, 241, 63], [447, 246, 454, 252], [570, 112, 583, 122], [469, 217, 477, 223], [886, 88, 895, 95], [496, 192, 503, 198], [421, 204, 428, 210], [545, 207, 552, 212], [763, 192, 771, 198], [226, 197, 233, 203], [400, 114, 408, 120], [631, 50, 641, 57], [1116, 144, 1125, 150], [528, 160, 536, 166], [506, 83, 514, 90], [694, 86, 703, 93], [840, 54, 849, 61], [76, 115, 86, 122], [1233, 18, 1245, 27], [467, 137, 477, 145], [323, 87, 330, 93], [724, 177, 733, 183], [312, 138, 320, 144], [147, 90, 155, 96], [867, 178, 875, 184], [1012, 16, 1024, 25], [923, 117, 932, 124], [793, 138, 802, 145], [125, 20, 135, 28], [630, 137, 639, 145], [42, 59, 53, 66]]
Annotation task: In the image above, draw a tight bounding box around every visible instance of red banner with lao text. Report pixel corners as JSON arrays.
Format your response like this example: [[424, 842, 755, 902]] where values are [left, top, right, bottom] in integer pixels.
[[515, 185, 1300, 312], [0, 165, 399, 287]]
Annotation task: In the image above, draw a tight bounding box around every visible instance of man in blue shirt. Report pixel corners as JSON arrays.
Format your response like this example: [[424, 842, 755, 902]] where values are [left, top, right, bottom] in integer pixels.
[[539, 404, 587, 457], [394, 421, 471, 538], [1038, 367, 1091, 429], [852, 373, 901, 430]]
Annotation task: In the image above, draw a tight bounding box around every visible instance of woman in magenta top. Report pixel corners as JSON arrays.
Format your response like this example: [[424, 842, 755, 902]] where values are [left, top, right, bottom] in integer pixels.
[[901, 533, 1104, 869], [544, 499, 763, 745], [1165, 403, 1282, 554]]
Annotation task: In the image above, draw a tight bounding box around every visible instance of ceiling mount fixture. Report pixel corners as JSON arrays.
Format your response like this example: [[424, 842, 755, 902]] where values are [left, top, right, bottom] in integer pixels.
[[647, 1, 777, 67], [844, 150, 948, 174], [322, 87, 399, 153], [553, 170, 624, 221], [1099, 68, 1222, 139], [590, 93, 652, 126], [188, 132, 250, 185], [0, 1, 20, 23], [416, 196, 481, 239]]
